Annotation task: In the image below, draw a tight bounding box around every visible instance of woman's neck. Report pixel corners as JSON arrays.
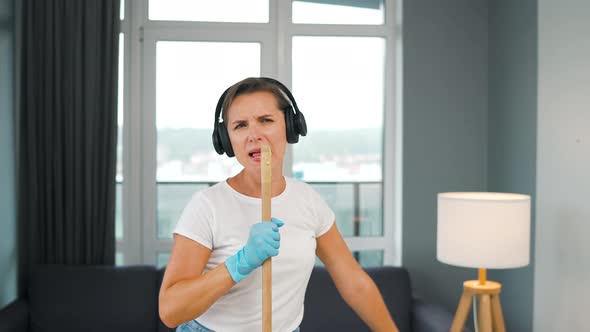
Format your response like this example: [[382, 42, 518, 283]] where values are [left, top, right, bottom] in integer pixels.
[[227, 169, 286, 198]]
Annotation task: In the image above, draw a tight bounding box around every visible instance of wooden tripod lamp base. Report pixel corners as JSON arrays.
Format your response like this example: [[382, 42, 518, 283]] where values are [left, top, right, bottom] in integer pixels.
[[450, 277, 506, 332], [437, 192, 532, 332]]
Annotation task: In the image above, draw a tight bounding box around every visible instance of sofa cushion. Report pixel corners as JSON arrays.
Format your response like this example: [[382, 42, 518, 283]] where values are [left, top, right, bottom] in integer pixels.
[[301, 266, 412, 332], [28, 265, 158, 332]]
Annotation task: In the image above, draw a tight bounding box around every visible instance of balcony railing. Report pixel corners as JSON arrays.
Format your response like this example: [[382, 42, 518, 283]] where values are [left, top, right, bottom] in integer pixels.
[[116, 180, 384, 266]]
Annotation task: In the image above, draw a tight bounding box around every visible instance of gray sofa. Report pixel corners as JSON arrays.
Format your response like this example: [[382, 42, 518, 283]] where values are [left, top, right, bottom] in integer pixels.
[[0, 264, 466, 332]]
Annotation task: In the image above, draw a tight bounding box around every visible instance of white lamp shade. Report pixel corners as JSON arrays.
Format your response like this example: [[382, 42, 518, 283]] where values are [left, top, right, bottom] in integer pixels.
[[437, 192, 531, 269]]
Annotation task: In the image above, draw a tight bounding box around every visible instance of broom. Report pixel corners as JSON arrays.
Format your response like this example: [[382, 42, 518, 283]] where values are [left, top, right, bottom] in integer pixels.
[[261, 145, 272, 332]]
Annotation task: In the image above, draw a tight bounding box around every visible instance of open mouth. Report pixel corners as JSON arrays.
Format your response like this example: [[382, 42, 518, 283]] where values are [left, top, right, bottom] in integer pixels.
[[248, 149, 262, 159]]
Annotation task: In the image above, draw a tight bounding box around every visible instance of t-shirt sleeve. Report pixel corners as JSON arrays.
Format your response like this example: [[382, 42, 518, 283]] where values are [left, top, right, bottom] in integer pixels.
[[173, 192, 214, 249], [308, 186, 335, 237]]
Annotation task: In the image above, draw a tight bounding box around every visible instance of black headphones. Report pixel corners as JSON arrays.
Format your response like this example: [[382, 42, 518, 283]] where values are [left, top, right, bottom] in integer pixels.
[[212, 77, 307, 157]]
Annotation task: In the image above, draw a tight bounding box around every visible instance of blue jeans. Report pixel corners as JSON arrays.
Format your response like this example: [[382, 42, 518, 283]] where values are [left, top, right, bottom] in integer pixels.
[[176, 320, 214, 332], [176, 320, 300, 332]]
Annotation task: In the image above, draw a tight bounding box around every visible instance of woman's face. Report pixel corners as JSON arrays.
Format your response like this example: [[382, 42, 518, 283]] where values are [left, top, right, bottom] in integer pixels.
[[225, 91, 287, 174]]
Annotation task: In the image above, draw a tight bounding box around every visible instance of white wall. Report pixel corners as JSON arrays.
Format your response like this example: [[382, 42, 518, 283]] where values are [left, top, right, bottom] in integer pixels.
[[535, 1, 590, 331]]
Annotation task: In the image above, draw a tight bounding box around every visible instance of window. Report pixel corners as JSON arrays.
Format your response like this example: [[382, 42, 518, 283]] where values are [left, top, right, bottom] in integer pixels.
[[148, 0, 269, 23], [117, 0, 400, 267]]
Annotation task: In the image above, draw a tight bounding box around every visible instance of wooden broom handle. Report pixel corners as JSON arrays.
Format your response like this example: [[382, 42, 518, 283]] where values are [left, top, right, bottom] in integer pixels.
[[261, 145, 272, 332]]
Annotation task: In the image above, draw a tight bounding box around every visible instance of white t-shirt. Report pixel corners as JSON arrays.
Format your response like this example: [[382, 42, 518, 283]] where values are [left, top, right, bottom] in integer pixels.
[[173, 177, 335, 332]]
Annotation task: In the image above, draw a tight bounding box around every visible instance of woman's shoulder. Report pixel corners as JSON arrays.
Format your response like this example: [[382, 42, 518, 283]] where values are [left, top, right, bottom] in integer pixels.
[[285, 177, 320, 197], [286, 177, 309, 190], [187, 181, 231, 205]]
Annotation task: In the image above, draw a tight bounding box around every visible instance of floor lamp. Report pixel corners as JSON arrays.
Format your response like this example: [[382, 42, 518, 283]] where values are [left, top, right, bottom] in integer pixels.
[[437, 192, 531, 332]]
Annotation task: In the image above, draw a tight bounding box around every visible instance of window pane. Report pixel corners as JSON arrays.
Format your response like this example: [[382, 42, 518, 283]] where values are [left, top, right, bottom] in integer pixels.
[[310, 183, 354, 237], [116, 183, 123, 239], [149, 0, 269, 23], [115, 34, 124, 241], [158, 183, 210, 239], [292, 36, 385, 182], [156, 41, 260, 182], [293, 0, 384, 25], [310, 182, 383, 237], [354, 249, 383, 267], [116, 252, 124, 266], [120, 0, 125, 20], [157, 253, 170, 268], [359, 183, 382, 236], [117, 33, 124, 182]]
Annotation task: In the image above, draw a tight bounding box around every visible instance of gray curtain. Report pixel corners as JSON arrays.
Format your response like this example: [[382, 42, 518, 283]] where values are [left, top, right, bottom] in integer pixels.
[[18, 0, 120, 296]]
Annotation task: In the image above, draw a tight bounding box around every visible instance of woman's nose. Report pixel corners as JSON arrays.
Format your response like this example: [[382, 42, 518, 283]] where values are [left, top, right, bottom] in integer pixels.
[[248, 124, 262, 141]]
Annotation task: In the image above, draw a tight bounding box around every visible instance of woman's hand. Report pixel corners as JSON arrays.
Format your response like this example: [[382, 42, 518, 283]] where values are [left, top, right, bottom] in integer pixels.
[[225, 218, 284, 282]]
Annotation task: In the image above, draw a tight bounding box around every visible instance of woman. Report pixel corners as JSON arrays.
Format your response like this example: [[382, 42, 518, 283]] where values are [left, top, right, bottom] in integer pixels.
[[159, 77, 399, 332]]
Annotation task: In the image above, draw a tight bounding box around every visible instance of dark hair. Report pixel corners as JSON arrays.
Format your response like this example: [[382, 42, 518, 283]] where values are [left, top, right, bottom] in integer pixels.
[[220, 77, 292, 122]]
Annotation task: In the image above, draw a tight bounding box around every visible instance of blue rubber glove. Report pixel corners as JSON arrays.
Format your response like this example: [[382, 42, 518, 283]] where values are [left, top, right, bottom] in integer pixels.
[[225, 218, 284, 283]]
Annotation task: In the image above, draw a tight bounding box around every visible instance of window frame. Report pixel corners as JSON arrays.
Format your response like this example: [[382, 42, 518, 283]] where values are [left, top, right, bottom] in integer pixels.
[[118, 0, 401, 266]]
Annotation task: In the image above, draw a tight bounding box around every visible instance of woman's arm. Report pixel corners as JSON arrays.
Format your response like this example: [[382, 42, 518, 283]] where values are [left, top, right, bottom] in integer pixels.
[[316, 223, 399, 332], [159, 218, 283, 328], [159, 234, 235, 328]]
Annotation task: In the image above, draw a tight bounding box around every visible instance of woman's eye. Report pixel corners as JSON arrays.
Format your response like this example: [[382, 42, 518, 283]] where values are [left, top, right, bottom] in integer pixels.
[[261, 118, 273, 123], [234, 123, 245, 130]]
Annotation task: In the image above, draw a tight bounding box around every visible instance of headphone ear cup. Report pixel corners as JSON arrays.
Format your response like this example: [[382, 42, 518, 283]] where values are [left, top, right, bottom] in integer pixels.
[[284, 106, 298, 143], [212, 128, 224, 155], [218, 124, 235, 157], [212, 87, 234, 157], [295, 111, 307, 137]]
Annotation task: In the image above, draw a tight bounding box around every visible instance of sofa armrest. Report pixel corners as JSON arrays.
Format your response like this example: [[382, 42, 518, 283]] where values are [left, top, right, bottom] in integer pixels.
[[412, 298, 472, 332], [0, 299, 29, 332]]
